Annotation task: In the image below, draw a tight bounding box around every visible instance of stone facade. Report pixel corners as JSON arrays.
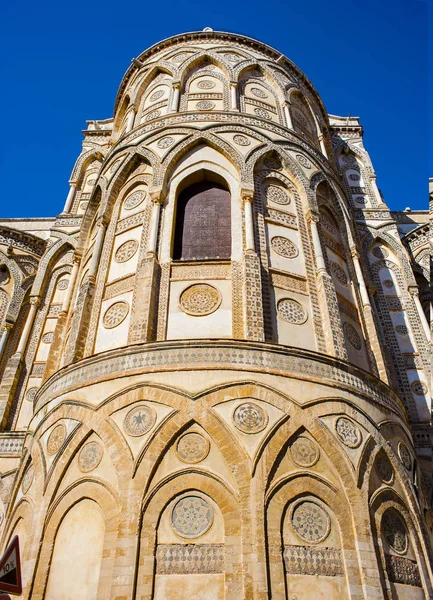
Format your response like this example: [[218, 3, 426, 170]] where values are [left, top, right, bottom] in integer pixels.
[[0, 29, 431, 600]]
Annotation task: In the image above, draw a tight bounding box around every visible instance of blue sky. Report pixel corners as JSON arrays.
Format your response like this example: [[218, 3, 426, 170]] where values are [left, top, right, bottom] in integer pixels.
[[0, 0, 428, 217]]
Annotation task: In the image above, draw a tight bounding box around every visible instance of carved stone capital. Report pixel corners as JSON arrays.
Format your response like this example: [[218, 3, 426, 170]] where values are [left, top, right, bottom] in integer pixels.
[[29, 296, 41, 307], [408, 286, 419, 297], [150, 188, 165, 204]]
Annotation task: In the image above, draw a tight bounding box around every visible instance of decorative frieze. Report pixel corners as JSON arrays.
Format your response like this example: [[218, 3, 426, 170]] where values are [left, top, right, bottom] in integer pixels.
[[284, 546, 343, 576], [156, 544, 224, 574]]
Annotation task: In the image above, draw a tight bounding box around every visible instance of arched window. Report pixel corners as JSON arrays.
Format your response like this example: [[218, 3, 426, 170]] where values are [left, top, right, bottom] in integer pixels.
[[173, 180, 231, 260]]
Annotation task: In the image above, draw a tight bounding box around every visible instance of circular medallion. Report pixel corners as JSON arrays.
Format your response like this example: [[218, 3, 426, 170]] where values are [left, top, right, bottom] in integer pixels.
[[176, 432, 210, 464], [47, 423, 67, 456], [382, 510, 407, 554], [383, 279, 394, 288], [335, 417, 362, 448], [157, 136, 174, 149], [290, 437, 320, 467], [254, 107, 270, 119], [123, 404, 157, 437], [57, 279, 69, 290], [149, 89, 164, 102], [109, 159, 121, 173], [411, 381, 427, 396], [26, 387, 38, 403], [103, 301, 129, 329], [42, 332, 53, 344], [395, 324, 409, 336], [372, 246, 389, 259], [296, 154, 312, 169], [145, 110, 161, 121], [224, 53, 239, 62], [330, 261, 348, 285], [233, 134, 251, 146], [124, 190, 145, 210], [79, 441, 103, 473], [179, 284, 221, 316], [376, 452, 394, 484], [277, 298, 307, 325], [196, 100, 215, 111], [266, 185, 290, 205], [348, 173, 360, 181], [172, 53, 190, 63], [291, 501, 330, 543], [22, 465, 34, 494], [233, 402, 268, 434], [271, 236, 299, 259], [171, 495, 213, 538], [115, 240, 138, 263], [354, 195, 366, 205], [197, 80, 216, 89], [343, 322, 362, 350], [398, 441, 412, 470], [87, 179, 96, 186], [250, 87, 268, 99]]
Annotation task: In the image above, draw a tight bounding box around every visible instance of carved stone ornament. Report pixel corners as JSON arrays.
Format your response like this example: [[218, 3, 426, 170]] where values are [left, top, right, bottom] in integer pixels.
[[335, 417, 362, 448], [271, 236, 299, 259], [375, 452, 394, 484], [296, 154, 312, 169], [277, 298, 308, 324], [395, 324, 409, 336], [179, 284, 222, 316], [149, 89, 164, 101], [266, 185, 290, 205], [42, 331, 53, 344], [196, 101, 215, 111], [124, 190, 146, 210], [114, 240, 139, 263], [157, 136, 174, 149], [291, 500, 331, 543], [123, 404, 157, 437], [22, 465, 34, 494], [233, 401, 268, 434], [57, 279, 69, 290], [382, 279, 394, 289], [330, 261, 348, 285], [290, 436, 320, 467], [78, 441, 103, 473], [382, 510, 408, 554], [343, 322, 362, 350], [254, 107, 270, 119], [171, 495, 214, 538], [176, 432, 210, 464], [145, 110, 161, 121], [197, 80, 216, 89], [233, 134, 251, 146], [26, 387, 39, 403], [103, 301, 129, 329], [250, 87, 268, 98], [410, 381, 427, 396], [398, 441, 412, 470], [47, 423, 67, 456]]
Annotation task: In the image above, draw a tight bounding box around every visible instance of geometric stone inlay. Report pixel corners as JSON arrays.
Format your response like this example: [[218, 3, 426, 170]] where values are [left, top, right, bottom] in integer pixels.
[[233, 401, 268, 434], [197, 80, 216, 89], [156, 544, 224, 574], [47, 423, 67, 456], [114, 240, 139, 263], [22, 465, 34, 494], [382, 510, 408, 554], [398, 441, 412, 471], [271, 236, 299, 259], [26, 387, 39, 403], [57, 279, 69, 290], [149, 90, 164, 101], [383, 279, 394, 289], [0, 436, 24, 457], [266, 185, 290, 205], [296, 154, 312, 169], [250, 87, 268, 98], [233, 134, 251, 146], [171, 496, 213, 538], [176, 432, 210, 464], [179, 284, 221, 316], [290, 436, 320, 467], [254, 107, 270, 119], [78, 441, 103, 473], [284, 546, 343, 576], [196, 101, 215, 111], [343, 322, 362, 350], [123, 404, 157, 437], [291, 501, 331, 543], [335, 417, 362, 448], [330, 261, 348, 285], [146, 110, 161, 121], [42, 332, 53, 344], [157, 137, 174, 149], [411, 381, 427, 396], [376, 452, 394, 484], [385, 555, 421, 587], [124, 191, 145, 210], [103, 301, 129, 329], [277, 298, 307, 324]]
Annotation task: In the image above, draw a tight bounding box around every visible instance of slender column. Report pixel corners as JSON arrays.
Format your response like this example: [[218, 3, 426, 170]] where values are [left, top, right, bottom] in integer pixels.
[[351, 250, 371, 308], [309, 215, 327, 273], [243, 194, 255, 252], [61, 258, 80, 315], [125, 109, 136, 133], [148, 193, 163, 254], [409, 287, 431, 341], [318, 134, 328, 159], [88, 222, 107, 278], [15, 297, 40, 356], [230, 83, 238, 111], [283, 102, 293, 129], [170, 83, 181, 112], [63, 183, 77, 213], [0, 323, 13, 357], [370, 176, 383, 204]]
